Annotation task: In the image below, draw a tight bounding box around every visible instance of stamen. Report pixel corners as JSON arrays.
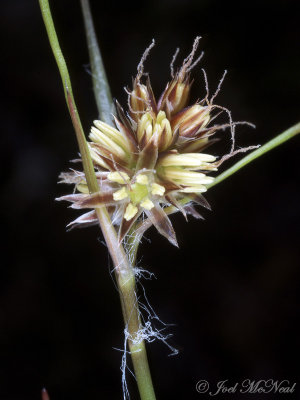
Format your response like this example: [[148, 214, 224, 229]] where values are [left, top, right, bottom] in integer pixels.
[[140, 198, 154, 210], [113, 187, 129, 201], [136, 174, 149, 185], [151, 183, 166, 196], [124, 203, 138, 221], [180, 186, 207, 193], [108, 171, 130, 184]]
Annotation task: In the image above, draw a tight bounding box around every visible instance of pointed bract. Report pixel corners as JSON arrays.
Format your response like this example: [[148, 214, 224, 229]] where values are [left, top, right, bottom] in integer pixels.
[[145, 204, 178, 247]]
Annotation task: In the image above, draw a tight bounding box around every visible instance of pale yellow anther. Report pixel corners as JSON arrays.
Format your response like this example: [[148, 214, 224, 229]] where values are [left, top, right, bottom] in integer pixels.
[[159, 153, 216, 167], [151, 183, 166, 196], [198, 176, 215, 185], [124, 203, 138, 221], [136, 174, 149, 185], [92, 121, 130, 153], [90, 127, 127, 159], [108, 171, 130, 184], [140, 198, 154, 210], [113, 187, 129, 201], [180, 186, 207, 193], [163, 167, 206, 184]]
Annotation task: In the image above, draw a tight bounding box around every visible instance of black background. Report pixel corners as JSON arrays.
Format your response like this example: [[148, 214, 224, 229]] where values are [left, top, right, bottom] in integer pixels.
[[1, 0, 300, 399]]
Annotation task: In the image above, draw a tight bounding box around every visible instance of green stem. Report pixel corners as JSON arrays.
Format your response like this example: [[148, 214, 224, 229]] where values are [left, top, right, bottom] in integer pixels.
[[80, 0, 115, 125], [38, 0, 128, 275], [118, 272, 156, 400], [39, 0, 97, 193], [39, 1, 156, 398], [208, 121, 300, 189]]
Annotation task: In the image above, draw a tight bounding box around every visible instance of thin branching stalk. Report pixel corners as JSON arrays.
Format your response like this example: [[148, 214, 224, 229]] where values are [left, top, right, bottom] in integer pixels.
[[39, 1, 156, 399]]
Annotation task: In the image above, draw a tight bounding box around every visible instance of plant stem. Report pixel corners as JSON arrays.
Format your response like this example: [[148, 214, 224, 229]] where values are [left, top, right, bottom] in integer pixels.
[[118, 271, 156, 400], [39, 0, 97, 193], [79, 2, 156, 398], [80, 0, 115, 125], [208, 121, 300, 189], [39, 1, 156, 398]]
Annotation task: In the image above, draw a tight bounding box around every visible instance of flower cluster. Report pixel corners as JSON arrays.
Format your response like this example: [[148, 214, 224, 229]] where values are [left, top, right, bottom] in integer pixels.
[[58, 38, 234, 245]]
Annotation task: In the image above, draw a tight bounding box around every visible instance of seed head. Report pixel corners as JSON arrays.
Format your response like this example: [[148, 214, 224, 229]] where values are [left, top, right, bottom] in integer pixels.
[[57, 38, 244, 245]]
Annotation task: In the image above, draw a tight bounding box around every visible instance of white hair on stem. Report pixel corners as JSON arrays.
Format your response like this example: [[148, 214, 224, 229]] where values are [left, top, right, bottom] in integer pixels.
[[112, 235, 178, 399]]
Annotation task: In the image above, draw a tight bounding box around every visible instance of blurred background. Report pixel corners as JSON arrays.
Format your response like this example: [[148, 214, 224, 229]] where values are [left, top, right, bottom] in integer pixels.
[[1, 0, 299, 399]]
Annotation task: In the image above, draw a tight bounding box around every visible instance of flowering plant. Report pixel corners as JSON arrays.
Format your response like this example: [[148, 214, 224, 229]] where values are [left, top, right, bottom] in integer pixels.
[[39, 1, 300, 399]]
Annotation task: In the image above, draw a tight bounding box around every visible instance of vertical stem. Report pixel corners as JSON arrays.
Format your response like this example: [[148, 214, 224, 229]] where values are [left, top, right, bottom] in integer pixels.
[[39, 0, 156, 398], [80, 0, 115, 125], [79, 2, 156, 398], [117, 271, 156, 400]]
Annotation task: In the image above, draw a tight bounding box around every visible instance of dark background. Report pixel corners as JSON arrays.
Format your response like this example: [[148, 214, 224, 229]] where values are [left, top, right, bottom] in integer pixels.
[[1, 0, 299, 399]]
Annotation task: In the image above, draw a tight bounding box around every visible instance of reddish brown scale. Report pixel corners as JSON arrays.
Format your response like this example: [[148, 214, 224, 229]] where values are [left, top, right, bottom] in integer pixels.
[[167, 127, 180, 149], [157, 126, 168, 150], [76, 192, 116, 208], [113, 116, 138, 151], [146, 77, 157, 113], [136, 135, 158, 170], [115, 100, 137, 135], [139, 131, 148, 150]]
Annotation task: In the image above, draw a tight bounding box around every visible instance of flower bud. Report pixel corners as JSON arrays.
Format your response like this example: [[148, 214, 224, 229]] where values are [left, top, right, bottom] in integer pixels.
[[137, 111, 173, 151], [158, 79, 190, 116], [171, 104, 210, 138], [129, 82, 151, 122]]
